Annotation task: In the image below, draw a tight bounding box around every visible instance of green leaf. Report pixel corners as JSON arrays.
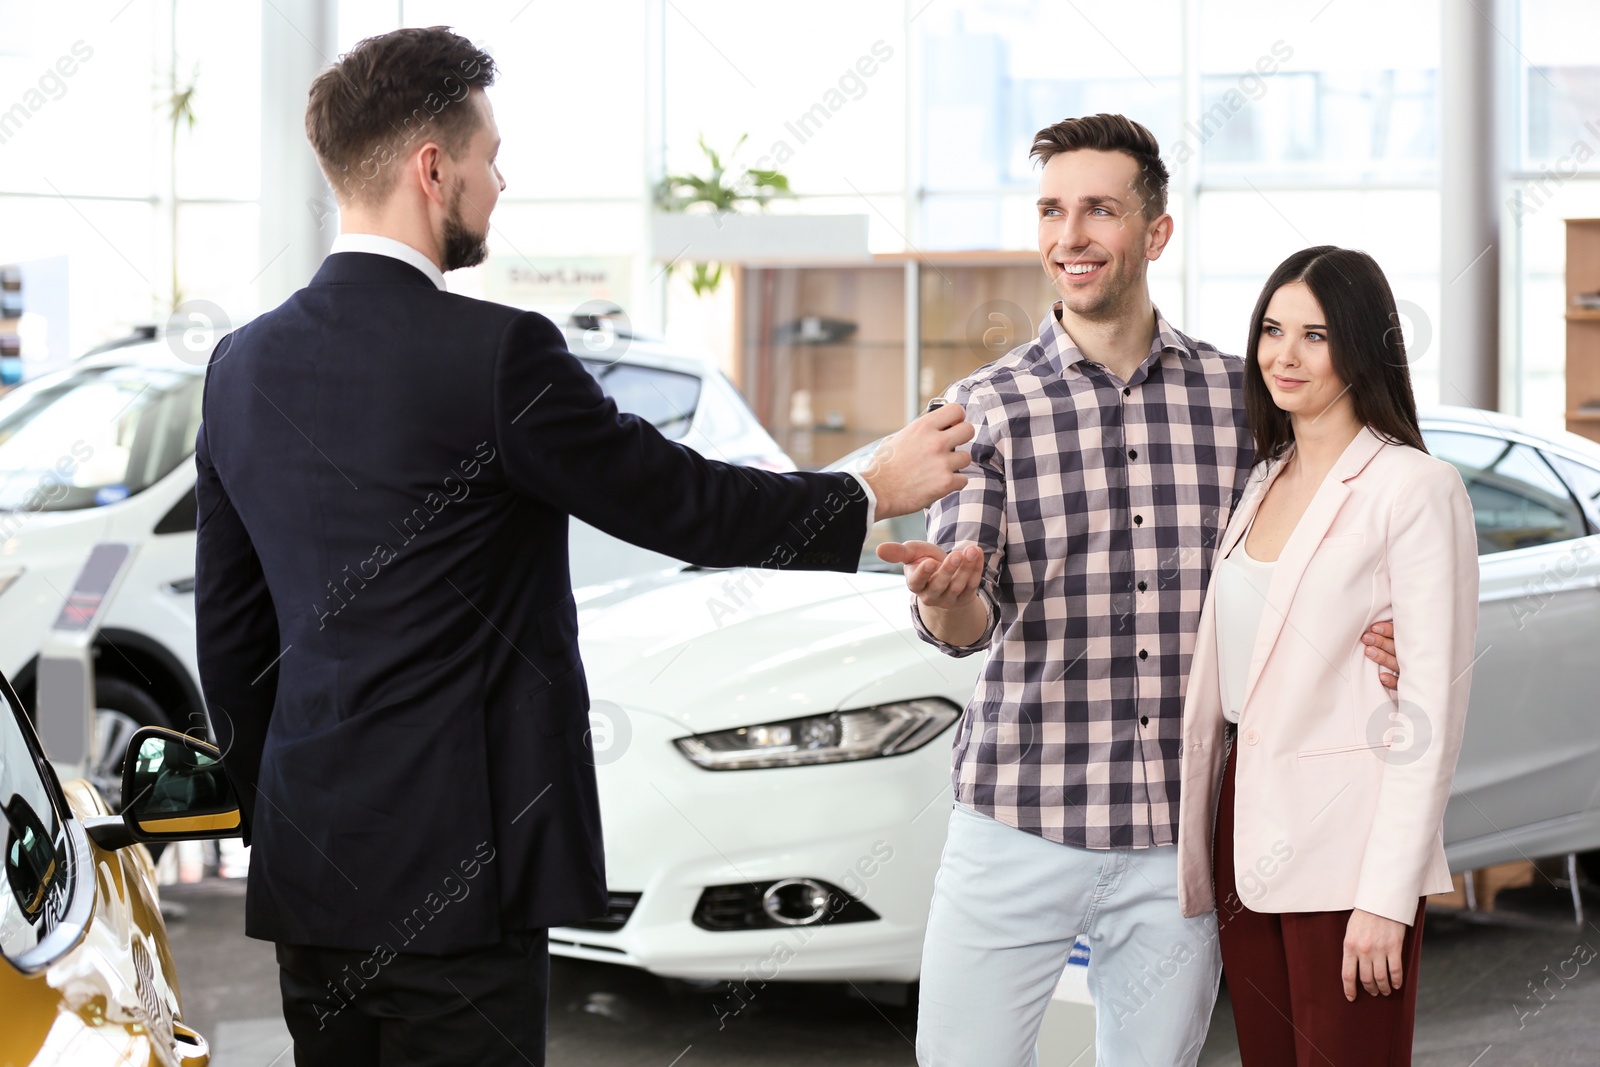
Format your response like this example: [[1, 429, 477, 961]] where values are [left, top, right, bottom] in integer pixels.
[[689, 262, 724, 296], [655, 133, 794, 215]]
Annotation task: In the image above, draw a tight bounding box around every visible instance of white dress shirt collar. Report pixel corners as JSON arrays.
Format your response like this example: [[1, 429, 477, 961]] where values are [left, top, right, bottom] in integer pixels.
[[329, 233, 446, 291]]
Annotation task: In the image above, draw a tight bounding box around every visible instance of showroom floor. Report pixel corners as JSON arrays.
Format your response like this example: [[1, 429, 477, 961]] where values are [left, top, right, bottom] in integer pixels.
[[162, 878, 1600, 1066]]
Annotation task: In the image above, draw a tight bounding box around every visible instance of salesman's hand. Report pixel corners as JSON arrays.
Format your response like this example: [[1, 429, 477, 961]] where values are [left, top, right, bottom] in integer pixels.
[[860, 404, 973, 519], [1341, 908, 1408, 1001]]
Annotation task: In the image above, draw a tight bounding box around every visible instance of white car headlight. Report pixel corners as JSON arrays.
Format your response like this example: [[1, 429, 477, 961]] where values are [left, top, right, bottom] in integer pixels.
[[673, 698, 960, 771]]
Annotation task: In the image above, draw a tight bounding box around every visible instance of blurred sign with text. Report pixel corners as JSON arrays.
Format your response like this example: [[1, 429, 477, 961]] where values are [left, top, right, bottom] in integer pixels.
[[484, 255, 634, 318]]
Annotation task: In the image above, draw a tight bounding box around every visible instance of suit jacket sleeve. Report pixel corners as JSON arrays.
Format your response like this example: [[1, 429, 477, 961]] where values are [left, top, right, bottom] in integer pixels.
[[1353, 461, 1479, 925], [493, 312, 868, 571], [194, 418, 281, 843]]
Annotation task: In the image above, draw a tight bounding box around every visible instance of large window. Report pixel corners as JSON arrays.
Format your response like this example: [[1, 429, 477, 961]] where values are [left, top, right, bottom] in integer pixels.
[[342, 1, 649, 205], [1196, 0, 1439, 183], [1521, 0, 1600, 169], [663, 0, 906, 208], [1510, 0, 1600, 427], [917, 0, 1182, 252], [0, 1, 262, 367], [1192, 188, 1441, 404], [1, 0, 1596, 422], [334, 1, 655, 326], [1191, 0, 1441, 403], [911, 0, 1444, 406]]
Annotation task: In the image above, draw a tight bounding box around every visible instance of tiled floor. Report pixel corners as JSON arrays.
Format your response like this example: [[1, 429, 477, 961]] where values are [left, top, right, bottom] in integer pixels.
[[162, 878, 1600, 1066]]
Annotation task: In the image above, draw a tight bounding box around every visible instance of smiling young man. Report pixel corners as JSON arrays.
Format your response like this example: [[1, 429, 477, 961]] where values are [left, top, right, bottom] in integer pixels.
[[877, 114, 1401, 1065]]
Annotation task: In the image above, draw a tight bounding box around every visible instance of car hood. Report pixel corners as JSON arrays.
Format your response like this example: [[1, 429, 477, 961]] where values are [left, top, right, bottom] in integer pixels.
[[575, 567, 973, 735]]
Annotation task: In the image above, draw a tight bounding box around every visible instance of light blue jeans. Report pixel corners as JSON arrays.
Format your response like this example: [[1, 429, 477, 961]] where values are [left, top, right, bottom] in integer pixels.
[[916, 803, 1222, 1067]]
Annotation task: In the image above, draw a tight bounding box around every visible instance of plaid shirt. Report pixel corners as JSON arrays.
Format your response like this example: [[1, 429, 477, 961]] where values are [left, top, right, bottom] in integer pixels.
[[912, 304, 1253, 849]]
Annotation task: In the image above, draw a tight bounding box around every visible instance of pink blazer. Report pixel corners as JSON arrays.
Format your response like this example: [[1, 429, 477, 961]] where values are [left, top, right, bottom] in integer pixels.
[[1175, 425, 1479, 926]]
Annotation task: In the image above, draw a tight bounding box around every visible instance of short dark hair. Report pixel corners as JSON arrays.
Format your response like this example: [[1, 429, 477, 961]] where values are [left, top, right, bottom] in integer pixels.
[[305, 26, 496, 204], [1244, 246, 1427, 460], [1029, 113, 1169, 219]]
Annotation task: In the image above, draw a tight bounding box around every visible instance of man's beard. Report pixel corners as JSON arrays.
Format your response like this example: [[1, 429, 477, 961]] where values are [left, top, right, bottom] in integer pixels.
[[440, 187, 489, 272]]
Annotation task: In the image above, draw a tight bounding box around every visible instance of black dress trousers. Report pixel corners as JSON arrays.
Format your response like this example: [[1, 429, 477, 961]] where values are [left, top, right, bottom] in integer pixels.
[[276, 931, 549, 1067]]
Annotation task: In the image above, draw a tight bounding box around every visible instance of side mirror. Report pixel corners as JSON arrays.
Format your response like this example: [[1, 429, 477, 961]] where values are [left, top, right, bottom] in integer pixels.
[[84, 727, 241, 850]]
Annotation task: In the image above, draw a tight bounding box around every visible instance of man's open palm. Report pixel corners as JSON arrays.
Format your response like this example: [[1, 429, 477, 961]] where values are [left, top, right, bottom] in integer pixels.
[[879, 540, 985, 610]]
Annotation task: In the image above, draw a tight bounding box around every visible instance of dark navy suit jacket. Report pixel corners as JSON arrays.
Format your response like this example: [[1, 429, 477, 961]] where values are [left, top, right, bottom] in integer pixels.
[[195, 251, 869, 953]]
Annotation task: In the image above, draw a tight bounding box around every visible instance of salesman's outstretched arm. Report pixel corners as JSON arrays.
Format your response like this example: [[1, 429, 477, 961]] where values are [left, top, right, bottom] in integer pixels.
[[194, 420, 280, 841], [493, 313, 971, 571]]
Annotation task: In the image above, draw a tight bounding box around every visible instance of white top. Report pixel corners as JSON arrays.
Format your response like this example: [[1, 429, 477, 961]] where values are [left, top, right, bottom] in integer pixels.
[[329, 232, 446, 290], [1214, 528, 1276, 724]]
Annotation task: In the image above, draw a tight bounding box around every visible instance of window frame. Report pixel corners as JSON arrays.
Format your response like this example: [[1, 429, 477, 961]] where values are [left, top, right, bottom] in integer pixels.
[[1539, 446, 1600, 535], [1423, 420, 1593, 555], [577, 357, 704, 443]]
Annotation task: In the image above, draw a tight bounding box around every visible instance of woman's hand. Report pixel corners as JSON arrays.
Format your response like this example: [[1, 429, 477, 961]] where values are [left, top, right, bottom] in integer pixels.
[[1341, 908, 1408, 1000]]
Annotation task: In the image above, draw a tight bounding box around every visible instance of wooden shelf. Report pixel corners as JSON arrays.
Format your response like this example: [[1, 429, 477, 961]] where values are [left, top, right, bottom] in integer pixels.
[[875, 249, 1042, 266], [1567, 219, 1600, 445], [738, 254, 1057, 466], [776, 341, 905, 350], [920, 339, 1026, 349]]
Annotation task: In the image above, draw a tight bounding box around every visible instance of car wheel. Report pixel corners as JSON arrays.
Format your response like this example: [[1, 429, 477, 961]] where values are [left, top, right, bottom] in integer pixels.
[[88, 676, 171, 812]]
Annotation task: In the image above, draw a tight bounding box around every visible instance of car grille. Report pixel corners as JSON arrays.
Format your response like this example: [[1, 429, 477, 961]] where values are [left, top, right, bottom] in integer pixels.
[[568, 891, 642, 932]]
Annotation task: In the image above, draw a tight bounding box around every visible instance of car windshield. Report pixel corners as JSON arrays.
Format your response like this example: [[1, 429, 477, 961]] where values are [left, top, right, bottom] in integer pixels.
[[0, 349, 702, 515], [828, 440, 928, 574], [0, 363, 203, 512], [578, 359, 700, 441]]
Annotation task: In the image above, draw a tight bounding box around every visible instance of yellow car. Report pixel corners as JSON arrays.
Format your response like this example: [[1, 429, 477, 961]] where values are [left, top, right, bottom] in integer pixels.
[[2, 668, 241, 1067]]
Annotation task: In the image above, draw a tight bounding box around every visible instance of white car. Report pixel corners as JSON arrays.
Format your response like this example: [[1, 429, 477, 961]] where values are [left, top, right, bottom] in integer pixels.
[[555, 406, 1600, 986], [0, 324, 789, 804]]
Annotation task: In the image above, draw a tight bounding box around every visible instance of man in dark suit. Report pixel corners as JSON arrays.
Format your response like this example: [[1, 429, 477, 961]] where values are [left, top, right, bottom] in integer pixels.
[[194, 26, 971, 1067]]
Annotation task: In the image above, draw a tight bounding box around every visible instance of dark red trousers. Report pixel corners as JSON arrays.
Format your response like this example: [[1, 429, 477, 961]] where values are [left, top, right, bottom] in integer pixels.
[[1214, 740, 1427, 1067]]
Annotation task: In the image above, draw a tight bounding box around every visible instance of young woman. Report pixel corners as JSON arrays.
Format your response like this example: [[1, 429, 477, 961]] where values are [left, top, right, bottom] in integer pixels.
[[1174, 246, 1478, 1065]]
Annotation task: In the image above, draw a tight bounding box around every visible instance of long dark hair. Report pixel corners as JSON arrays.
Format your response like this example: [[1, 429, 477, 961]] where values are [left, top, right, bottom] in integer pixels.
[[1244, 246, 1426, 461]]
